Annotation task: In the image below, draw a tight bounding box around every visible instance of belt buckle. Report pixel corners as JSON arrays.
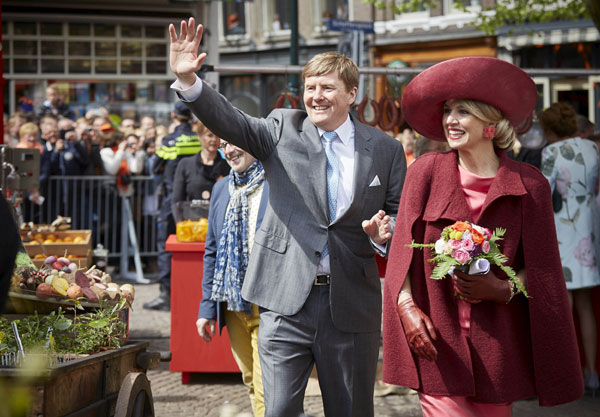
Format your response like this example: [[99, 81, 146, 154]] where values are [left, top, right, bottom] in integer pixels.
[[314, 274, 330, 286]]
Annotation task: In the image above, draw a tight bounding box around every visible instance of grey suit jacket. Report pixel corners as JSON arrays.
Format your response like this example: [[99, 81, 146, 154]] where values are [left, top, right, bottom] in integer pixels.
[[185, 83, 406, 333]]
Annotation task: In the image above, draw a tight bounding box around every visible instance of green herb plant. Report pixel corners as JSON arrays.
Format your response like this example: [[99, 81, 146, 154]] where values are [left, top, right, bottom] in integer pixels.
[[0, 296, 128, 355]]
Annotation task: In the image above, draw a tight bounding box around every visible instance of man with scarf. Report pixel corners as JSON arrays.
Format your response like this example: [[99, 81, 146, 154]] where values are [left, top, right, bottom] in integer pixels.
[[197, 140, 269, 417]]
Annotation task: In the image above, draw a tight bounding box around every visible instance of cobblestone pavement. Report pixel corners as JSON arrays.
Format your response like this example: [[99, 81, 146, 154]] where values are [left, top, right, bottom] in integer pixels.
[[129, 282, 600, 417]]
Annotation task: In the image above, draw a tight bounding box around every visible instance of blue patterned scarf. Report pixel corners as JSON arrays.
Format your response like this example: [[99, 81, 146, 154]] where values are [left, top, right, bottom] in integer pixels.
[[210, 161, 265, 311]]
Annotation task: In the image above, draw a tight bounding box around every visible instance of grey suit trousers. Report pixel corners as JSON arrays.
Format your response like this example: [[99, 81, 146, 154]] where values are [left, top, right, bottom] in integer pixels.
[[258, 285, 380, 417]]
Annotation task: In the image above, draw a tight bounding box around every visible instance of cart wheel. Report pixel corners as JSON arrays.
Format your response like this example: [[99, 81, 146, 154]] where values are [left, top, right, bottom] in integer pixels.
[[115, 372, 155, 417]]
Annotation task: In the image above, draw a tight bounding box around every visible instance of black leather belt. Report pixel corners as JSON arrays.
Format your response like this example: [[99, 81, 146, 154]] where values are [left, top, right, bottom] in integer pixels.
[[314, 274, 331, 285]]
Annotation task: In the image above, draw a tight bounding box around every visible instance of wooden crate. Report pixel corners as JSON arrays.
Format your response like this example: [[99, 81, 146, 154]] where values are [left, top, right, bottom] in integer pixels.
[[30, 250, 93, 270], [22, 230, 92, 257]]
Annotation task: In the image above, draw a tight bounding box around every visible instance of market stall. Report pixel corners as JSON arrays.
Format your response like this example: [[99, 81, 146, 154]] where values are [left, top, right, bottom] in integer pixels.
[[1, 145, 158, 416]]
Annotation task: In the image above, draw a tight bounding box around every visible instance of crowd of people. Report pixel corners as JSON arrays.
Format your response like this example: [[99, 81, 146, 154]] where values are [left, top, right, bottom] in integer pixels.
[[3, 84, 210, 227], [2, 17, 600, 417]]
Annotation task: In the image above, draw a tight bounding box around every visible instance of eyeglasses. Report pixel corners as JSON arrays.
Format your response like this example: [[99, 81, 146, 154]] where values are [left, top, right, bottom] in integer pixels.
[[218, 141, 231, 150]]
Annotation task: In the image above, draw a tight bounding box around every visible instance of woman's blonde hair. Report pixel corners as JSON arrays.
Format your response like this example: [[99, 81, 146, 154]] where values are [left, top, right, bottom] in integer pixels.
[[455, 99, 516, 150], [19, 122, 39, 138], [194, 120, 208, 137]]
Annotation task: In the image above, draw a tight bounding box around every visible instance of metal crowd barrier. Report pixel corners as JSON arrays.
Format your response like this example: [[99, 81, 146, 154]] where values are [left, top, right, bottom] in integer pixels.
[[20, 175, 159, 283]]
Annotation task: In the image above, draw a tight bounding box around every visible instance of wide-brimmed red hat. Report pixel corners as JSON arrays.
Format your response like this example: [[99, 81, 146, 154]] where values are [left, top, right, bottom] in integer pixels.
[[401, 56, 537, 141]]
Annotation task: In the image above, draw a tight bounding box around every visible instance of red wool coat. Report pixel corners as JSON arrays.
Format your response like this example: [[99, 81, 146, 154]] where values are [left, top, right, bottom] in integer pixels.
[[383, 150, 584, 406]]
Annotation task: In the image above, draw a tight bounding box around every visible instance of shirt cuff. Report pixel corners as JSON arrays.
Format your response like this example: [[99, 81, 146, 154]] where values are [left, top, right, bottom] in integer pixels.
[[370, 238, 387, 257], [170, 75, 203, 102]]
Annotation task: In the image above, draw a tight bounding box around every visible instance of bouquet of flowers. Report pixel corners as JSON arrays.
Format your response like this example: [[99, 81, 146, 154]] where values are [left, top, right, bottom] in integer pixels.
[[408, 221, 528, 297]]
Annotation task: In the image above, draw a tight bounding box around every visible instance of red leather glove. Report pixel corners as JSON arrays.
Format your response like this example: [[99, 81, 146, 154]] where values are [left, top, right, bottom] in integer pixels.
[[396, 297, 438, 361], [453, 269, 511, 303]]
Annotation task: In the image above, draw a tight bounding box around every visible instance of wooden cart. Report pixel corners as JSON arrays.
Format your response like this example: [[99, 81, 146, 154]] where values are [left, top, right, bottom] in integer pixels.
[[0, 341, 160, 417]]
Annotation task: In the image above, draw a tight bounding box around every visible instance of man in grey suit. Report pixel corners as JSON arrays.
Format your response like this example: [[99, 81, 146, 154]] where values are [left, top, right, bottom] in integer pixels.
[[169, 18, 406, 417]]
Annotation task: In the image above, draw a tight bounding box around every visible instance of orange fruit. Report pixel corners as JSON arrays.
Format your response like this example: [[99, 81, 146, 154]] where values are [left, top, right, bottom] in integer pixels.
[[63, 236, 74, 243], [34, 254, 45, 259], [43, 239, 55, 244], [46, 234, 57, 242], [73, 236, 84, 243]]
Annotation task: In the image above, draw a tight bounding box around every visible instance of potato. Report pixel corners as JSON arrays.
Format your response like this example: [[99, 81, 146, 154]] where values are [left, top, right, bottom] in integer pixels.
[[66, 284, 83, 299], [36, 283, 55, 300]]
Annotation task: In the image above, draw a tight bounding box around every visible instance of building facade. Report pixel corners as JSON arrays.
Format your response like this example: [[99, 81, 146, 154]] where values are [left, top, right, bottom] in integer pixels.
[[371, 0, 600, 124]]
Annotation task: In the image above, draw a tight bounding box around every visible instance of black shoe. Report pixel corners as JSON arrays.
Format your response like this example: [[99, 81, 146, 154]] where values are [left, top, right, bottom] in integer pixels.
[[143, 294, 170, 311]]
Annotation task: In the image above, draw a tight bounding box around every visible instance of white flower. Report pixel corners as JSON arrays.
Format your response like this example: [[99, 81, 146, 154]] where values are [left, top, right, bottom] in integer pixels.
[[434, 238, 447, 254]]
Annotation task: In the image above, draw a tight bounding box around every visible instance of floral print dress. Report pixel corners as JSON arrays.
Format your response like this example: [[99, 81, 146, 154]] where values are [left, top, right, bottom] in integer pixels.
[[541, 137, 600, 290]]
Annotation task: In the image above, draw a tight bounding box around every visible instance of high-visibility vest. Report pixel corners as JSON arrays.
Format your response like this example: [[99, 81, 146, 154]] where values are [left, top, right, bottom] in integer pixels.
[[156, 134, 202, 160]]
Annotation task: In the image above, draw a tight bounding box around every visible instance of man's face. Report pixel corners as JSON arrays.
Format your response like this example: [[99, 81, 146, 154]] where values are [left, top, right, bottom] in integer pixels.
[[44, 127, 59, 144], [303, 71, 356, 132], [46, 88, 60, 105], [121, 119, 135, 130], [9, 117, 25, 136], [141, 116, 155, 131]]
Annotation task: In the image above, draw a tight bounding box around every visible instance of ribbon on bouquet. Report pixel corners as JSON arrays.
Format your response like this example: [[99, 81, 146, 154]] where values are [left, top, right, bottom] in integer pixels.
[[448, 258, 490, 277]]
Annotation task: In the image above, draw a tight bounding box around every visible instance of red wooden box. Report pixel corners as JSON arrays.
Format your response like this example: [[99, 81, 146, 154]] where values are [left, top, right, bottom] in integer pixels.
[[166, 235, 240, 383]]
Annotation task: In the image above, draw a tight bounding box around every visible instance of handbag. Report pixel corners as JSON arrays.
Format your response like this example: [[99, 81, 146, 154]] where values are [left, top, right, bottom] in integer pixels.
[[552, 188, 562, 213]]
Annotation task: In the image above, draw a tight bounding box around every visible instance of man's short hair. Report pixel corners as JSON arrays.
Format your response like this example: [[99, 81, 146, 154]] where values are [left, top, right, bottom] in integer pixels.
[[40, 114, 58, 124], [302, 52, 359, 92]]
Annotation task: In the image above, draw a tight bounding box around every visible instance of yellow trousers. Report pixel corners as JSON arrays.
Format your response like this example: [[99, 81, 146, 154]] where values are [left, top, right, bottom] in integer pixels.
[[224, 304, 264, 417]]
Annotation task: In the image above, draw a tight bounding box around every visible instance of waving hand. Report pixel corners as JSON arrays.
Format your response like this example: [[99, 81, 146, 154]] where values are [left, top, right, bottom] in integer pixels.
[[169, 17, 207, 87]]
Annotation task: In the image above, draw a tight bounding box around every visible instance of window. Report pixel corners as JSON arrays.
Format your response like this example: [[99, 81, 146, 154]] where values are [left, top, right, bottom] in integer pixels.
[[394, 0, 429, 16], [3, 21, 169, 76], [69, 23, 90, 36], [69, 41, 91, 56], [223, 0, 246, 36], [267, 0, 290, 32], [122, 42, 142, 57], [40, 22, 62, 36], [14, 40, 37, 55], [448, 0, 481, 13], [13, 21, 36, 35], [321, 0, 348, 21], [122, 24, 142, 38], [95, 24, 116, 37], [42, 41, 64, 55], [4, 19, 174, 117]]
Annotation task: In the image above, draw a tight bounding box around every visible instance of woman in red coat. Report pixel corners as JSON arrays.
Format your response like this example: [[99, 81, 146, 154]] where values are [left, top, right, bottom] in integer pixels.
[[383, 57, 584, 416]]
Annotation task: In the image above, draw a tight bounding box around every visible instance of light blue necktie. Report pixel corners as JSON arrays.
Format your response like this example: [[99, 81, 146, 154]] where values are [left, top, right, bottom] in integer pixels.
[[322, 130, 339, 257]]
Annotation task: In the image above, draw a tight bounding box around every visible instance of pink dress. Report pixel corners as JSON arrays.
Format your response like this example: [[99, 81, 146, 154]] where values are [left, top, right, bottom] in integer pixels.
[[418, 164, 512, 417]]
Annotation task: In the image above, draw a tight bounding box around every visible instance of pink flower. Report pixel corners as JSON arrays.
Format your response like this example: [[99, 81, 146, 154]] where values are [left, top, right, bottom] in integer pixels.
[[483, 228, 492, 240], [462, 238, 474, 251], [449, 239, 462, 250], [452, 249, 471, 264], [482, 240, 490, 253], [574, 236, 596, 269]]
